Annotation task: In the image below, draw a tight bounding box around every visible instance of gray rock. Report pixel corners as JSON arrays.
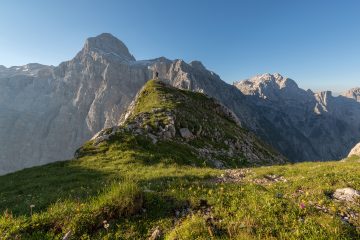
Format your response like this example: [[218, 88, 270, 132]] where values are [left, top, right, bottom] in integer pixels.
[[179, 128, 194, 139], [210, 159, 224, 168], [348, 142, 360, 157], [147, 133, 158, 144], [333, 188, 360, 202], [166, 124, 176, 137]]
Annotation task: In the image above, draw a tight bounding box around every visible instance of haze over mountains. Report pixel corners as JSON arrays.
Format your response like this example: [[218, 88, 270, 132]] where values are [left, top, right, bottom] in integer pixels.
[[0, 33, 359, 174]]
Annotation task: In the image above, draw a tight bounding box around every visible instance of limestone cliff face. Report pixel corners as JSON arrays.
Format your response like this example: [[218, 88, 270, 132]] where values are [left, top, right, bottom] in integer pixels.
[[235, 74, 360, 161], [0, 33, 152, 174]]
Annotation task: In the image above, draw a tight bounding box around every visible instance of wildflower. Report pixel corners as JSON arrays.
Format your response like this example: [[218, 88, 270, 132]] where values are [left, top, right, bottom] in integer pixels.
[[299, 202, 306, 209]]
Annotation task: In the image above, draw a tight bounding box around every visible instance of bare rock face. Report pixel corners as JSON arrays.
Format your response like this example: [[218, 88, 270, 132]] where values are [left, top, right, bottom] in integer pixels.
[[0, 33, 151, 174], [348, 142, 360, 157], [234, 73, 360, 162]]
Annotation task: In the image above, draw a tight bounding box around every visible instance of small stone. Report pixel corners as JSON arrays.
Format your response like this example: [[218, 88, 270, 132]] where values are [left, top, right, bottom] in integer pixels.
[[179, 128, 194, 139], [162, 130, 172, 139], [167, 124, 176, 137]]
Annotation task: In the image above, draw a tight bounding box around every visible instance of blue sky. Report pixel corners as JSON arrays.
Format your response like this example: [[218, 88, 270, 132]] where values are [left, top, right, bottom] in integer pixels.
[[0, 0, 359, 93]]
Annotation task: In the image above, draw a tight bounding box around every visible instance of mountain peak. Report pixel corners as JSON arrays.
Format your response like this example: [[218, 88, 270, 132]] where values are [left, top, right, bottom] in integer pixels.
[[82, 33, 135, 61], [234, 73, 300, 97]]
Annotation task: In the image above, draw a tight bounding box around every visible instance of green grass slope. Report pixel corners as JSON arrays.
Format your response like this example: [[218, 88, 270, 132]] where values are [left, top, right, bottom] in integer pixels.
[[0, 80, 359, 239]]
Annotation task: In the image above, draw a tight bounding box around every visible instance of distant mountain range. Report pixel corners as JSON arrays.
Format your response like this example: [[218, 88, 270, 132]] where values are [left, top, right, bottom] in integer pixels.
[[0, 33, 359, 174]]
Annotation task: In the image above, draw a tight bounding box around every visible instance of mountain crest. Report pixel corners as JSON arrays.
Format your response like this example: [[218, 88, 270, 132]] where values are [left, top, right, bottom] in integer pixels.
[[82, 33, 135, 61], [234, 73, 301, 99]]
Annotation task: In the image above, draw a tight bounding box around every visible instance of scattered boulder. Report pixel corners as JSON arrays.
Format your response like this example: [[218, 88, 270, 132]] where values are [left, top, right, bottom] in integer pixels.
[[179, 128, 194, 139], [332, 188, 360, 202]]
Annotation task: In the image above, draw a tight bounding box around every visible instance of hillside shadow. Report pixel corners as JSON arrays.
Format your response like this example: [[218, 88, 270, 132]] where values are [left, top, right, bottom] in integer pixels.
[[0, 160, 112, 216]]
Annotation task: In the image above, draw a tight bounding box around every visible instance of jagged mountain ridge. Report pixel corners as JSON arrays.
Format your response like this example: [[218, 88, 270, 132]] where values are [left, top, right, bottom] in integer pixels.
[[0, 33, 359, 174], [235, 73, 360, 161]]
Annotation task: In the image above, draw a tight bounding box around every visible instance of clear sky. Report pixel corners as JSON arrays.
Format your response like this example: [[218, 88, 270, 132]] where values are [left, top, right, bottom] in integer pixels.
[[1, 0, 359, 93]]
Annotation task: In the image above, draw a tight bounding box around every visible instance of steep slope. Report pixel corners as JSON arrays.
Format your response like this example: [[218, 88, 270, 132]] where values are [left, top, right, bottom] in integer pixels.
[[235, 73, 360, 161]]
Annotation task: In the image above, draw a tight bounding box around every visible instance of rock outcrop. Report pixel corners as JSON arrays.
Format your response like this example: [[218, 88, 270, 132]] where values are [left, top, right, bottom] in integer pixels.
[[333, 188, 360, 202], [348, 142, 360, 157]]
